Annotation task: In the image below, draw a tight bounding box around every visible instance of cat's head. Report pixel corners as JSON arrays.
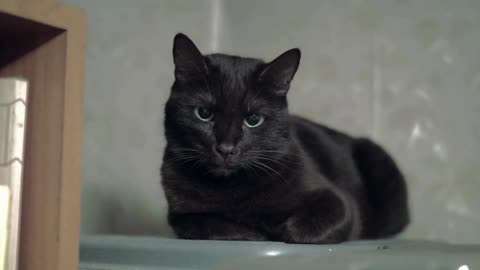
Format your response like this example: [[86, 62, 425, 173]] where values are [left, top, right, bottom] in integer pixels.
[[164, 33, 300, 178]]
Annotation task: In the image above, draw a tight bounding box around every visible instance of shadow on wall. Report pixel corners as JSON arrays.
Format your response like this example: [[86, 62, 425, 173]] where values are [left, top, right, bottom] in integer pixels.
[[81, 184, 175, 237]]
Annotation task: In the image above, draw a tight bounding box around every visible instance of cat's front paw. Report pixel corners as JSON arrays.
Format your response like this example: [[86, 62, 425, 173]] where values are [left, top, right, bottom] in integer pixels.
[[208, 231, 268, 241], [282, 214, 343, 244], [280, 190, 353, 244]]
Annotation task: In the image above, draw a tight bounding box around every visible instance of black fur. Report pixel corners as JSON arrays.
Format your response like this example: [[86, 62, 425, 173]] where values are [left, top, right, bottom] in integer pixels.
[[161, 33, 409, 244]]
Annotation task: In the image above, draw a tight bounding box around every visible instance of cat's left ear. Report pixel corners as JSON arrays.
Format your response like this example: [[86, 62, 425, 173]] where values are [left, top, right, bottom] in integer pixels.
[[259, 48, 301, 96]]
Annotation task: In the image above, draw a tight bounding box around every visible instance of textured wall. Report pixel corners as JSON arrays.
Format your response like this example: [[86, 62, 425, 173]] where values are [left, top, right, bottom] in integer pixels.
[[64, 0, 480, 243]]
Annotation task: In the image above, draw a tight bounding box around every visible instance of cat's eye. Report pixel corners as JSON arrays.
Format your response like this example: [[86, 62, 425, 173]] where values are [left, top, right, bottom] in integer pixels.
[[244, 114, 264, 128], [194, 107, 214, 122]]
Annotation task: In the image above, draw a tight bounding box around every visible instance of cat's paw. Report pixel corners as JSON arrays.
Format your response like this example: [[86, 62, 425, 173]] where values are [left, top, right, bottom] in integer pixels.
[[209, 231, 268, 241], [280, 190, 353, 244]]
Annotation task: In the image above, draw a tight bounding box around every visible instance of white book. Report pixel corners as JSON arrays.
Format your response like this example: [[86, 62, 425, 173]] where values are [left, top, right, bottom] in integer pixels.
[[0, 78, 28, 270]]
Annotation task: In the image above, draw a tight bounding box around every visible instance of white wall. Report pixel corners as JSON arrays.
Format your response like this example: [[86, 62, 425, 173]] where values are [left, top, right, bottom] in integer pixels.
[[64, 0, 480, 243]]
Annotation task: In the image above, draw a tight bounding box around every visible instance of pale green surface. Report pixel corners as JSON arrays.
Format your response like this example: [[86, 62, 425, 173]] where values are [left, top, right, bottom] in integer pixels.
[[79, 236, 480, 270]]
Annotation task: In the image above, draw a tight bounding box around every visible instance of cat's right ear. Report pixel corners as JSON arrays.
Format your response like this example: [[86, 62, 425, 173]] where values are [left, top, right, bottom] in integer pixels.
[[172, 33, 207, 81]]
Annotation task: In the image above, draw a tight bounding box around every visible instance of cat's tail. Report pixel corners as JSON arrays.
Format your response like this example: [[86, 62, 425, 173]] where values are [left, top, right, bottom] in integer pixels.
[[352, 138, 410, 239]]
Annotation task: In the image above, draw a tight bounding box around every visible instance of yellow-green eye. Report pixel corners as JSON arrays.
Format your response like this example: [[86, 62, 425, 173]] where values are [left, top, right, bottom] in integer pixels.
[[194, 107, 214, 122], [244, 114, 264, 128]]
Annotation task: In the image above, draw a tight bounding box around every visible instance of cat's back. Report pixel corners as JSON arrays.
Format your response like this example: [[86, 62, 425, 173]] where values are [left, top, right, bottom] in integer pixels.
[[289, 115, 409, 238], [289, 115, 357, 165], [290, 115, 354, 146], [289, 115, 365, 191]]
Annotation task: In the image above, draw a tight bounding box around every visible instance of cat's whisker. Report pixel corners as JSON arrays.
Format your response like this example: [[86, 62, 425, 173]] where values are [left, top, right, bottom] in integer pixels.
[[251, 152, 297, 160], [169, 153, 203, 166], [248, 150, 300, 159], [177, 157, 199, 165], [248, 150, 286, 153], [242, 163, 259, 178], [190, 159, 206, 170], [253, 156, 292, 170], [249, 153, 298, 166], [249, 162, 273, 178], [169, 147, 206, 165], [171, 147, 202, 153], [250, 160, 288, 184], [169, 154, 197, 160]]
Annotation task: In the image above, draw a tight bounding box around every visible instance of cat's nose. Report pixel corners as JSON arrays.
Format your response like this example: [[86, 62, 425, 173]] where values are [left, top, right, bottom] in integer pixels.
[[215, 143, 237, 158]]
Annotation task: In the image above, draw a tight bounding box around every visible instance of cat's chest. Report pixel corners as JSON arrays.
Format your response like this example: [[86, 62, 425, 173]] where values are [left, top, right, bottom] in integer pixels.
[[171, 179, 299, 214], [226, 182, 305, 220]]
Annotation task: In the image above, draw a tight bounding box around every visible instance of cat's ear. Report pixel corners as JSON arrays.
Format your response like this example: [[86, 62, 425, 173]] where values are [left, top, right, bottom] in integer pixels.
[[259, 48, 301, 96], [172, 33, 207, 81]]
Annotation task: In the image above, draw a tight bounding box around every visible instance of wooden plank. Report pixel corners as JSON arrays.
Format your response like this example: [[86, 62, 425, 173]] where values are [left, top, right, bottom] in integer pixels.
[[0, 33, 66, 270], [0, 1, 86, 270], [0, 0, 81, 30], [0, 12, 62, 67], [56, 9, 85, 270]]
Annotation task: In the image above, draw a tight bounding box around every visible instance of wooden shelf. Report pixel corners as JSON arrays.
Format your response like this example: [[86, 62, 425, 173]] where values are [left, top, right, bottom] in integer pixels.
[[0, 1, 86, 270]]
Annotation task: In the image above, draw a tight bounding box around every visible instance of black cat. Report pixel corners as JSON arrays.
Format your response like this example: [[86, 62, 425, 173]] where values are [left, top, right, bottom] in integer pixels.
[[161, 33, 409, 244]]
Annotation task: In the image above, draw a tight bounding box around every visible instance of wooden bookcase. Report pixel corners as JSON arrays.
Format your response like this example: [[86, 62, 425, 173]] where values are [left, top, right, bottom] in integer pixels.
[[0, 0, 86, 269]]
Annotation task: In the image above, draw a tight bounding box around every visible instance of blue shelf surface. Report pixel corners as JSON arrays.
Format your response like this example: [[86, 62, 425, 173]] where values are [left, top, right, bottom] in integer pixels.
[[80, 235, 480, 270]]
